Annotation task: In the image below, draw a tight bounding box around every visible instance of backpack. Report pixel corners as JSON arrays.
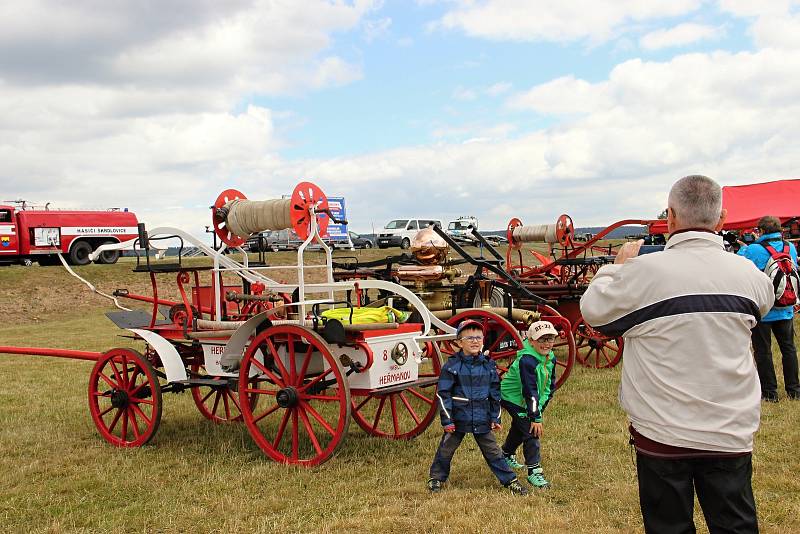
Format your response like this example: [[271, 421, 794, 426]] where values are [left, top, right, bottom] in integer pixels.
[[758, 242, 800, 307]]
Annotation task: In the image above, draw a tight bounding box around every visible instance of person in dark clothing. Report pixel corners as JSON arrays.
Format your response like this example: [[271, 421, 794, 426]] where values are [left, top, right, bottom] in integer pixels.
[[427, 319, 528, 496], [738, 215, 800, 402], [500, 320, 558, 488]]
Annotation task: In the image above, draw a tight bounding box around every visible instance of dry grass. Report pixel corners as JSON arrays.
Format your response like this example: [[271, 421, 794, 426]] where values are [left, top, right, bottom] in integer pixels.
[[0, 250, 798, 533]]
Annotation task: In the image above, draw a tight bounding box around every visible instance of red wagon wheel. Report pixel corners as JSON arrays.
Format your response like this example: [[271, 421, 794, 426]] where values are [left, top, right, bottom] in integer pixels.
[[573, 316, 624, 369], [88, 348, 162, 447], [351, 342, 442, 439], [441, 309, 523, 376], [190, 363, 258, 423], [238, 325, 350, 467], [535, 304, 576, 389]]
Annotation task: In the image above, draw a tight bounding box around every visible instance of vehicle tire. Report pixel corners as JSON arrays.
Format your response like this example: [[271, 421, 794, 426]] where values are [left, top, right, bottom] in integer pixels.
[[96, 241, 120, 264], [68, 241, 92, 266], [21, 258, 33, 267], [364, 241, 372, 249], [400, 238, 411, 250]]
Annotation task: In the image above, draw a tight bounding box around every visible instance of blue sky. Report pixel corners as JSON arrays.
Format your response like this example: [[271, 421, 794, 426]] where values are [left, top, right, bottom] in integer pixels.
[[1, 1, 799, 234]]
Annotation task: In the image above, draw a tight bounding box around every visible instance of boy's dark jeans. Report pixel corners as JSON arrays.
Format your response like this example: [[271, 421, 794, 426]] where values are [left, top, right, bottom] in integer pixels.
[[752, 318, 800, 397], [636, 452, 758, 534], [429, 430, 516, 486], [500, 402, 541, 466]]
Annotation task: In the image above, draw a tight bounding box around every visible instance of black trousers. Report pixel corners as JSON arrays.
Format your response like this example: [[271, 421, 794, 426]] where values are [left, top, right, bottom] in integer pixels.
[[636, 453, 758, 534], [752, 318, 799, 397], [500, 403, 540, 466], [429, 431, 516, 486]]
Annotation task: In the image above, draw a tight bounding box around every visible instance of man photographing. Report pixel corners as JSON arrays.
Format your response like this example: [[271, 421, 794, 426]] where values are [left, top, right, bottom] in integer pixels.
[[580, 175, 774, 533]]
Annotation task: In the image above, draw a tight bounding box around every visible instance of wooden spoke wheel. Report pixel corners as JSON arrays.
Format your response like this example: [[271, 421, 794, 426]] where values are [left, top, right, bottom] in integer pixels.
[[441, 309, 523, 377], [190, 364, 258, 423], [573, 316, 624, 369], [351, 342, 442, 439], [238, 325, 350, 467], [88, 348, 162, 447], [535, 304, 576, 389]]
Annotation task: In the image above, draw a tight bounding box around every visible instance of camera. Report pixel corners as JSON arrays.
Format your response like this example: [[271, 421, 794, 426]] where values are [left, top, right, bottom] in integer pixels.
[[638, 245, 665, 255]]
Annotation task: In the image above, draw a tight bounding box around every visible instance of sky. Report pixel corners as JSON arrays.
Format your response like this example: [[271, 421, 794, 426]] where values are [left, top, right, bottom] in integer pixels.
[[1, 0, 799, 236]]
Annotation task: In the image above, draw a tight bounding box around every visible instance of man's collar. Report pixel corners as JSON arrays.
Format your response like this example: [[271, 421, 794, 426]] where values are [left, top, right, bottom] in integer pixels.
[[665, 229, 724, 250]]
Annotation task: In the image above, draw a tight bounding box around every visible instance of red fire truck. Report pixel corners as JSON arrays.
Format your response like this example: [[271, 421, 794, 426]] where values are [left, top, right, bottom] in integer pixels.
[[0, 201, 139, 266]]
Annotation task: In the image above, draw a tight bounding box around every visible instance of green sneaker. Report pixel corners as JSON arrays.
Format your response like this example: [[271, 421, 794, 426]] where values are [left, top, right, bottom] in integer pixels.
[[527, 468, 550, 489], [505, 455, 524, 469]]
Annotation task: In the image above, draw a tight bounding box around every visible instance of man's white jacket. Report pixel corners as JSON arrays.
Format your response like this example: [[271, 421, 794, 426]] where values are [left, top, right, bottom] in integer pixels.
[[581, 231, 773, 452]]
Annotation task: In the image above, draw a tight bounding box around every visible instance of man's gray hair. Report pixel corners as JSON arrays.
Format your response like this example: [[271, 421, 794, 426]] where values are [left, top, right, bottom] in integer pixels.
[[667, 175, 722, 229]]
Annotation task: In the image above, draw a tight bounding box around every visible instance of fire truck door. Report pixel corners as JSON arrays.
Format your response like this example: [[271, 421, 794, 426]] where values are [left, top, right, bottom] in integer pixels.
[[0, 209, 17, 255]]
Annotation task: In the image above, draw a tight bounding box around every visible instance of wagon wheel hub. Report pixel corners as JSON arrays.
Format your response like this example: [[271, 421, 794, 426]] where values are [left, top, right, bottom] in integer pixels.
[[276, 386, 299, 408], [110, 389, 129, 409], [588, 337, 604, 349]]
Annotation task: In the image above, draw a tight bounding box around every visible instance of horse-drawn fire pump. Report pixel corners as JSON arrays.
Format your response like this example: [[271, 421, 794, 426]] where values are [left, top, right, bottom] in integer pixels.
[[0, 182, 522, 467]]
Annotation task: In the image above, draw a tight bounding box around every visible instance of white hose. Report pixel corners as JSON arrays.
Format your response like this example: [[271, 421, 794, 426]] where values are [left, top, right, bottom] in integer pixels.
[[224, 198, 293, 237], [512, 224, 558, 243], [56, 253, 132, 311]]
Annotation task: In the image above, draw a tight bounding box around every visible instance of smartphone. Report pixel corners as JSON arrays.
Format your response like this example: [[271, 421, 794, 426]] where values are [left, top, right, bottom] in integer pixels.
[[638, 245, 665, 255]]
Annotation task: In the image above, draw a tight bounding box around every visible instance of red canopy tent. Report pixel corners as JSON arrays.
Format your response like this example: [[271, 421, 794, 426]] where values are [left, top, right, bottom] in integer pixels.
[[648, 178, 800, 234]]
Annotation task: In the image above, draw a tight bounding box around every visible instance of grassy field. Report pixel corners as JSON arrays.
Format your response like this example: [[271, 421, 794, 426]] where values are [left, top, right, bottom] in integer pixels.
[[0, 250, 798, 533]]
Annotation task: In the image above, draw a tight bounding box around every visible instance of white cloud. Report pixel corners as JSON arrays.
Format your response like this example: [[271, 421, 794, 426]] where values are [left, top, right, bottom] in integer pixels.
[[0, 1, 377, 231], [640, 23, 723, 50], [363, 17, 392, 42], [452, 86, 478, 101], [278, 47, 800, 230], [434, 0, 703, 44], [486, 82, 513, 96], [508, 76, 612, 115], [751, 14, 800, 49], [717, 0, 797, 17]]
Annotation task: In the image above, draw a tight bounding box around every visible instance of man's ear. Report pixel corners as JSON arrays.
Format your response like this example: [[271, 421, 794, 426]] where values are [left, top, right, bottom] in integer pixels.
[[714, 208, 728, 232], [667, 206, 676, 234]]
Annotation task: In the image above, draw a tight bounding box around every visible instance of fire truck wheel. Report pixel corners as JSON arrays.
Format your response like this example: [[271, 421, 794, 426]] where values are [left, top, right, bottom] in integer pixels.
[[88, 348, 162, 447], [68, 240, 93, 265], [238, 324, 351, 467], [351, 342, 442, 439], [96, 243, 120, 264], [190, 363, 258, 423], [21, 258, 33, 267]]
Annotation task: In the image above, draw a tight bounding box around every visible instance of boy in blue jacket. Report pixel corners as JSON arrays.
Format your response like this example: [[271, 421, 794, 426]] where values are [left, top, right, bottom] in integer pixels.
[[500, 320, 558, 488], [427, 319, 528, 496]]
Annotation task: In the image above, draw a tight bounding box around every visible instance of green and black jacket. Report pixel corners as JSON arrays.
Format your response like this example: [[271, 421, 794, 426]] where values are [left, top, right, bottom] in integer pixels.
[[500, 339, 556, 422]]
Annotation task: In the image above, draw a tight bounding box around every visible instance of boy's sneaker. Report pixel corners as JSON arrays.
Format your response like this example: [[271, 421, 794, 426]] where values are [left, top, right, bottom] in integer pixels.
[[527, 468, 550, 489], [504, 454, 524, 469], [427, 479, 443, 493], [506, 479, 529, 496]]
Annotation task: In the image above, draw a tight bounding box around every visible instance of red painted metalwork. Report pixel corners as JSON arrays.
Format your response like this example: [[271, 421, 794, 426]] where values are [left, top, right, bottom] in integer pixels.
[[0, 346, 101, 361], [238, 325, 350, 466], [212, 188, 248, 248], [350, 342, 439, 439], [88, 348, 162, 447], [290, 181, 330, 240]]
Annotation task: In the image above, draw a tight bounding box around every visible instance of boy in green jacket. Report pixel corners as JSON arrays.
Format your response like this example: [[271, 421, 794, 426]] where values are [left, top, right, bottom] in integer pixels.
[[500, 320, 558, 488]]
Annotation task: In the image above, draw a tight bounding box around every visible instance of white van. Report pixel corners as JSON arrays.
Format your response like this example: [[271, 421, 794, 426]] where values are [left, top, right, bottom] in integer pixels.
[[447, 216, 478, 243], [377, 218, 443, 249]]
